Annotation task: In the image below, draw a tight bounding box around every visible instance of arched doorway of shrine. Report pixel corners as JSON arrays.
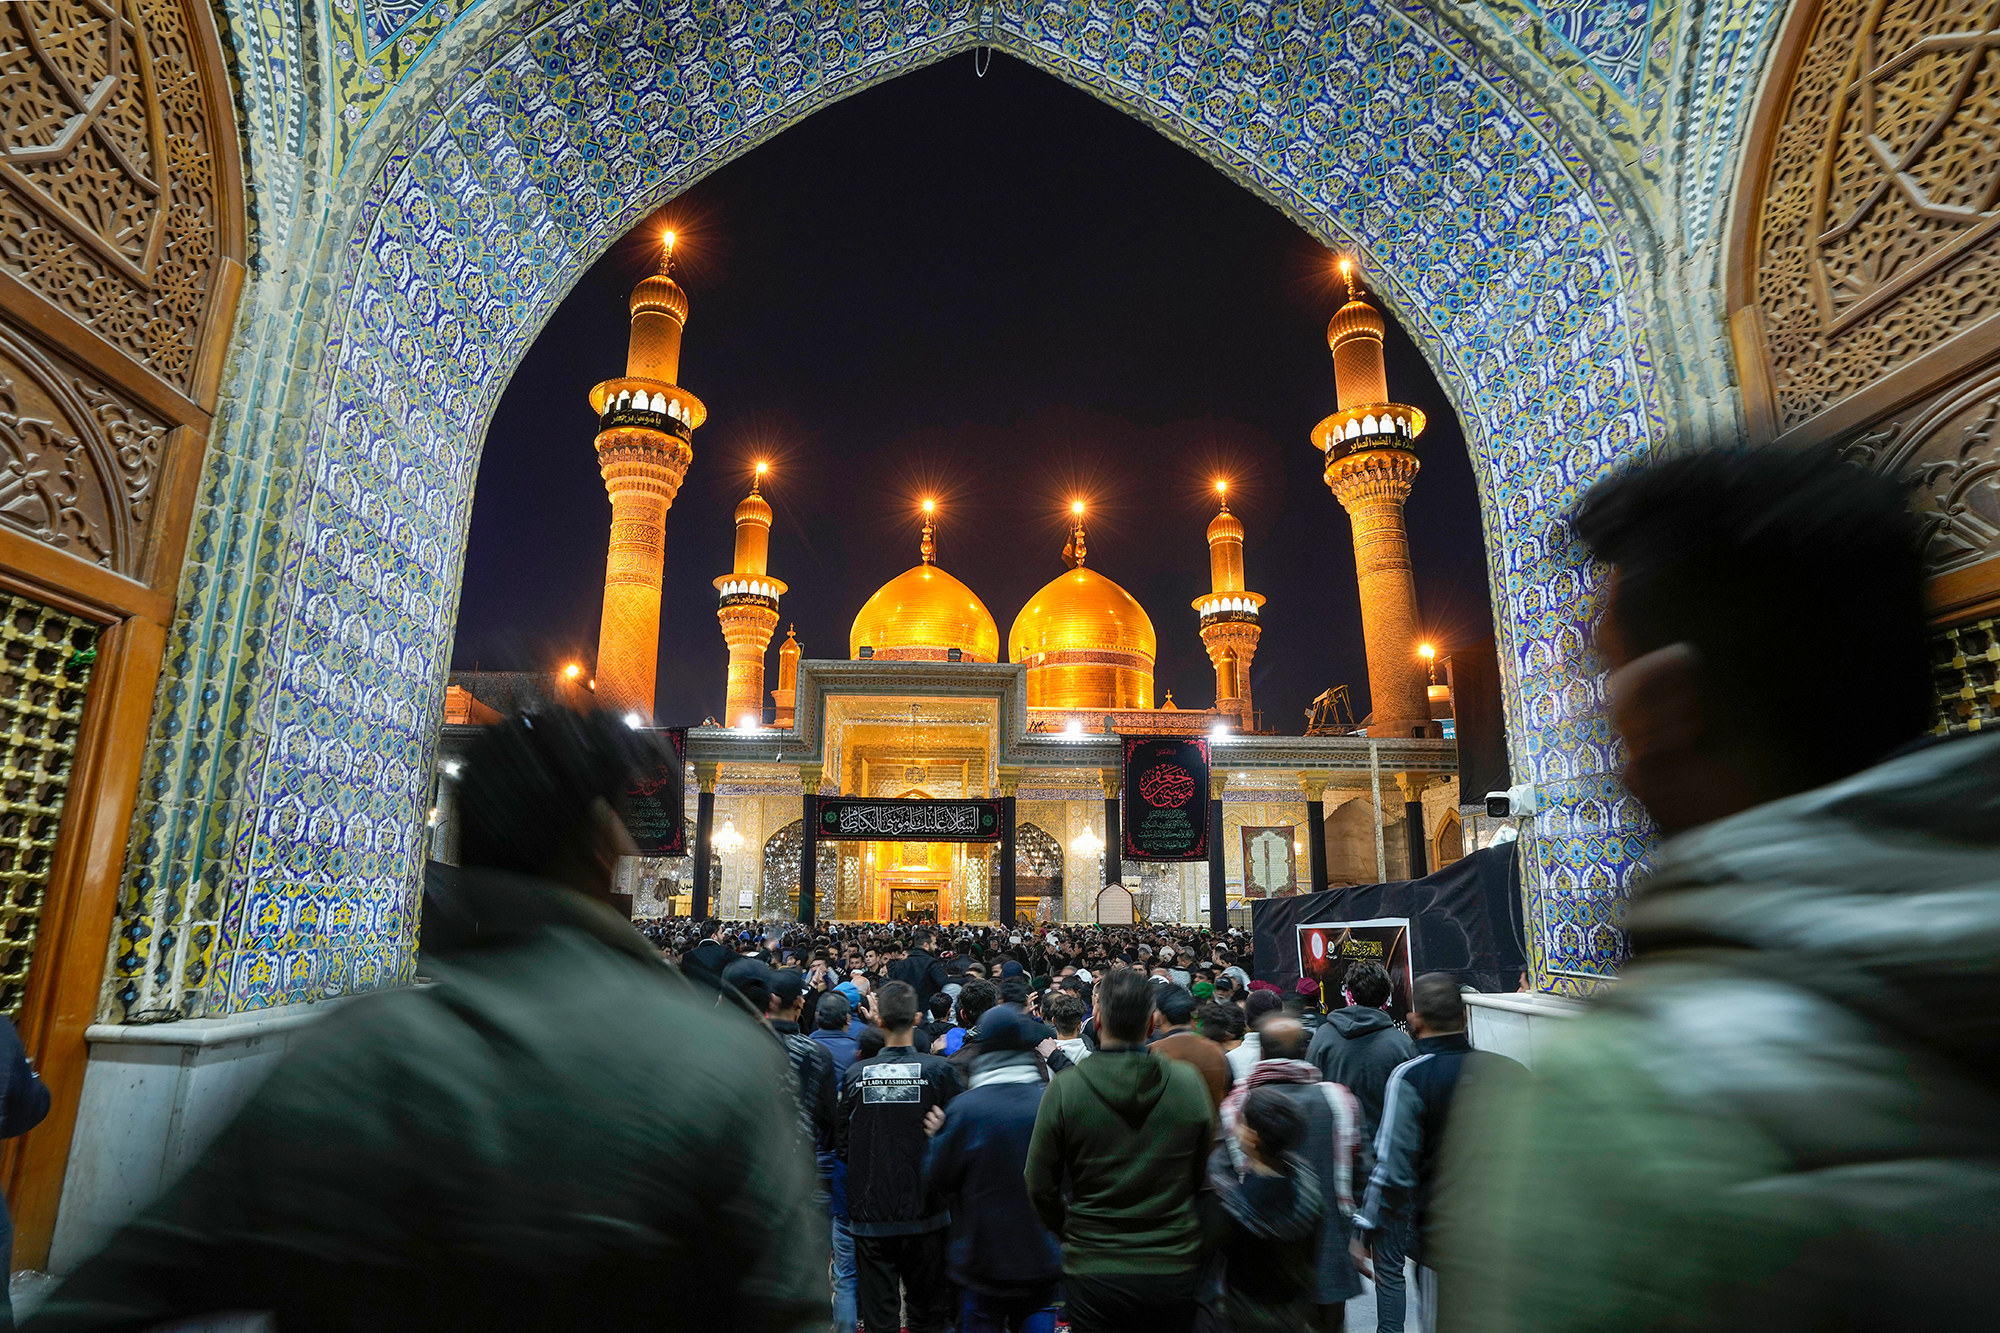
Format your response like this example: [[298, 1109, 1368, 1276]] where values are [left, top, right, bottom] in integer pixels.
[[115, 0, 1711, 1047]]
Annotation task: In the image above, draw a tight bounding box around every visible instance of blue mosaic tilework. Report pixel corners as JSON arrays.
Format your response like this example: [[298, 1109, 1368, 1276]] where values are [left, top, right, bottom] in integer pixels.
[[1526, 0, 1654, 97], [119, 0, 1804, 1019]]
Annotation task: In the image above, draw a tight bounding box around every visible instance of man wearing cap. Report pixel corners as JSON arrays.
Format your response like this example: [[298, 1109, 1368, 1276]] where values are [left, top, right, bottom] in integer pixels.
[[1291, 976, 1331, 1037], [768, 966, 838, 1165], [1148, 984, 1231, 1108], [924, 1008, 1063, 1333]]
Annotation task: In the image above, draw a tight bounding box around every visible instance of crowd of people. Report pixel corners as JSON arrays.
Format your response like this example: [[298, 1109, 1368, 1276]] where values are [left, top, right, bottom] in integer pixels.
[[18, 446, 1995, 1332], [628, 911, 1495, 1333]]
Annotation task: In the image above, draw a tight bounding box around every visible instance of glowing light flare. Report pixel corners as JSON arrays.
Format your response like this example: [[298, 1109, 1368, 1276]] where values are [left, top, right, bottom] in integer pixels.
[[755, 460, 769, 477], [663, 230, 677, 253], [922, 498, 936, 514], [1418, 643, 1436, 660], [563, 662, 582, 680], [1214, 478, 1229, 496], [1071, 499, 1086, 516], [1071, 827, 1104, 857]]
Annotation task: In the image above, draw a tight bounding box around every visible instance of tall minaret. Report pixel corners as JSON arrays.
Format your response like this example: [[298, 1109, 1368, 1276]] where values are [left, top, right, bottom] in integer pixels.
[[714, 462, 785, 728], [1193, 480, 1264, 726], [1312, 259, 1430, 735], [589, 230, 707, 721]]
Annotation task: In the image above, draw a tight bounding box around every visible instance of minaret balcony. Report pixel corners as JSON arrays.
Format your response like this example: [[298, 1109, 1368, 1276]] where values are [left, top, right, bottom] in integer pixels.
[[1195, 593, 1263, 627], [717, 579, 782, 611], [1311, 403, 1426, 460], [598, 404, 694, 442]]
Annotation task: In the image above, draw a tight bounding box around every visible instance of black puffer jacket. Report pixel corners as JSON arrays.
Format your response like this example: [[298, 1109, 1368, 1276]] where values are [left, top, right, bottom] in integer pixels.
[[837, 1045, 964, 1236], [1442, 732, 2000, 1333]]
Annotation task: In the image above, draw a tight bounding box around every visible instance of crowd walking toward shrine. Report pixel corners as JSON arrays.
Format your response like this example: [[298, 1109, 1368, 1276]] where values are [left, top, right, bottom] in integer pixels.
[[9, 446, 1995, 1330]]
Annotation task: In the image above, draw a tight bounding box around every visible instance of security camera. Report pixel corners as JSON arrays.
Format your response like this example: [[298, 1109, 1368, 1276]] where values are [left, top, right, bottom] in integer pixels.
[[1484, 783, 1540, 818]]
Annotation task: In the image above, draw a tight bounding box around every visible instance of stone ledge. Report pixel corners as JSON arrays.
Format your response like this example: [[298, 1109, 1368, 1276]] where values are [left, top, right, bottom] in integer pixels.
[[83, 996, 354, 1048]]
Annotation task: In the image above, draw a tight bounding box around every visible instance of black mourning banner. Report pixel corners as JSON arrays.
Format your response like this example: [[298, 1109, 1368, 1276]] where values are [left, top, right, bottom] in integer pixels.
[[816, 797, 1003, 842], [622, 727, 688, 856], [1122, 734, 1210, 860]]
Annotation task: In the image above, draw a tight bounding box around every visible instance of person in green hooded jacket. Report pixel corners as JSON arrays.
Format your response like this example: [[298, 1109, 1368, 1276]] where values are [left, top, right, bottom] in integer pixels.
[[29, 711, 827, 1333], [1026, 967, 1214, 1333], [1438, 448, 2000, 1332]]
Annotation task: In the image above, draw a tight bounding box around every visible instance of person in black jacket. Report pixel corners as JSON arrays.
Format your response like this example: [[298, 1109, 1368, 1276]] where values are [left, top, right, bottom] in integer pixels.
[[682, 920, 737, 990], [836, 980, 964, 1333], [889, 928, 950, 1003], [0, 1013, 48, 1328], [923, 1008, 1061, 1333], [766, 967, 837, 1167]]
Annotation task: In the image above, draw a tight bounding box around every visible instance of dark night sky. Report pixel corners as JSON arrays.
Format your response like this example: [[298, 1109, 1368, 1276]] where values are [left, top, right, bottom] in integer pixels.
[[455, 52, 1494, 730]]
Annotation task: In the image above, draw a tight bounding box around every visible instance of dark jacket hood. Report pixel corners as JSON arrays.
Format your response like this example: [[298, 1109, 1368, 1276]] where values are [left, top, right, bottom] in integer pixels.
[[1073, 1048, 1172, 1128], [1327, 1005, 1397, 1039], [1632, 731, 2000, 1090]]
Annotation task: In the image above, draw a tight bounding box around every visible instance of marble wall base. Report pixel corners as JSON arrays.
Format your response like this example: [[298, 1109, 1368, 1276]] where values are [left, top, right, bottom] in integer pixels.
[[1465, 991, 1586, 1068], [47, 1001, 344, 1273]]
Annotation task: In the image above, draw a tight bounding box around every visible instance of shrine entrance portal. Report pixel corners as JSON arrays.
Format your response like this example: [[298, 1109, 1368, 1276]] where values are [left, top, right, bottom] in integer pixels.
[[811, 797, 1008, 925]]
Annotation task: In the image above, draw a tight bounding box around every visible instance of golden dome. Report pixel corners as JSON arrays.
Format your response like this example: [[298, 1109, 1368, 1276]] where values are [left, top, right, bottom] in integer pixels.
[[1009, 566, 1157, 710], [734, 488, 772, 527], [1206, 505, 1244, 544], [850, 563, 1001, 662], [1327, 296, 1384, 348], [630, 271, 689, 323]]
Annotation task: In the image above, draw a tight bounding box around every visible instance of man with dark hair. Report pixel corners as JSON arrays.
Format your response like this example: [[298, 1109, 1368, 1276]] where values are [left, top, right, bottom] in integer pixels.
[[1305, 958, 1416, 1332], [1026, 969, 1214, 1333], [1149, 983, 1231, 1108], [682, 917, 738, 991], [34, 710, 825, 1331], [892, 927, 951, 1003], [810, 991, 862, 1333], [1447, 448, 2000, 1333], [1208, 1087, 1323, 1333], [1353, 974, 1519, 1333], [946, 978, 1003, 1078], [837, 979, 964, 1333]]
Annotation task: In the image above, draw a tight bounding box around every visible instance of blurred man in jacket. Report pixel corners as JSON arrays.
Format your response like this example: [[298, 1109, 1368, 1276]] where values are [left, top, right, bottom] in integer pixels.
[[1442, 448, 2000, 1332], [924, 1008, 1062, 1333], [29, 710, 825, 1333]]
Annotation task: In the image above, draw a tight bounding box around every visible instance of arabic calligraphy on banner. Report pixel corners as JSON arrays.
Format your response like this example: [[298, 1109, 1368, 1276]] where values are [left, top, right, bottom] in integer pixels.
[[1122, 734, 1211, 860], [815, 797, 1003, 842]]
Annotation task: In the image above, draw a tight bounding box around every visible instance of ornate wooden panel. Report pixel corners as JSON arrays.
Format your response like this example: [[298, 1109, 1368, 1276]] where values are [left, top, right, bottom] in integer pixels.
[[1738, 0, 2000, 436], [0, 326, 168, 577], [1732, 0, 2000, 612], [1, 0, 231, 397]]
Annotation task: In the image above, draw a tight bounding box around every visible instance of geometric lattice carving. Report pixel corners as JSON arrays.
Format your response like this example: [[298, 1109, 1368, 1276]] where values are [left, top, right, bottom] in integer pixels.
[[0, 329, 169, 573], [0, 0, 224, 391], [0, 591, 99, 1018], [1843, 369, 2000, 573], [1749, 0, 2000, 434], [1930, 616, 1999, 735]]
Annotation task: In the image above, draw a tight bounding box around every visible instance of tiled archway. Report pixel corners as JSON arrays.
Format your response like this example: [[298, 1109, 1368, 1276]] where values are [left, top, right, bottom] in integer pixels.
[[118, 0, 1677, 1020]]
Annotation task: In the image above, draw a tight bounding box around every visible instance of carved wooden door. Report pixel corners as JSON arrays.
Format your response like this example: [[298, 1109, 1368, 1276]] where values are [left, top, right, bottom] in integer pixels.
[[0, 0, 244, 1265]]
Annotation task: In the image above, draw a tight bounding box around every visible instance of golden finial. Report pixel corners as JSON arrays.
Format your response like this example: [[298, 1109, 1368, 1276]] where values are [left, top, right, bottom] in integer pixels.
[[1214, 478, 1231, 513], [751, 459, 768, 495], [1064, 500, 1088, 568], [660, 230, 677, 274], [919, 498, 937, 565]]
